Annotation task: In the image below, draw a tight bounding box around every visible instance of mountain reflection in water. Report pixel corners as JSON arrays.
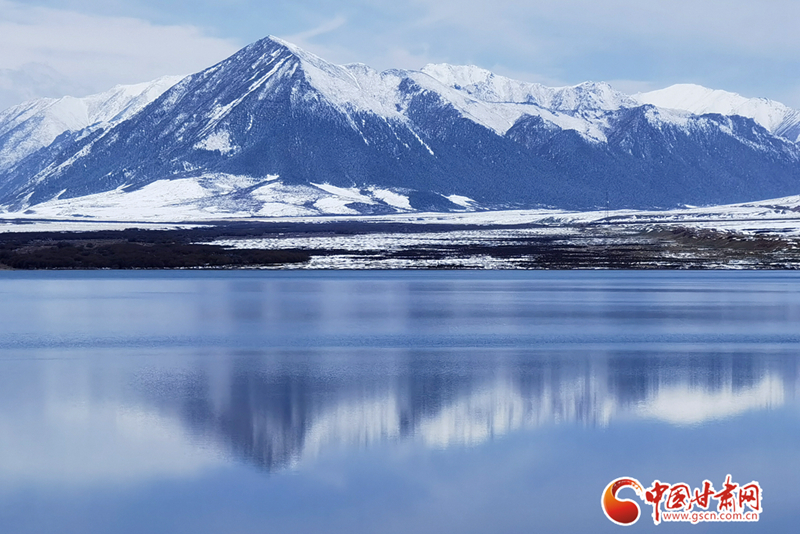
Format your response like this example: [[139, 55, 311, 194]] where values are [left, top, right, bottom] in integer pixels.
[[128, 349, 794, 472], [4, 346, 789, 479], [0, 271, 797, 534]]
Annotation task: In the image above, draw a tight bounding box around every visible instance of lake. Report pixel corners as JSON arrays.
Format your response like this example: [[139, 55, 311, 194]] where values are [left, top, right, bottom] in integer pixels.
[[0, 271, 797, 533]]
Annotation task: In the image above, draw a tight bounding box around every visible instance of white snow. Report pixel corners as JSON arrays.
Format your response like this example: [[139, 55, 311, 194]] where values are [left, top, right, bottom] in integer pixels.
[[194, 130, 237, 154], [275, 37, 408, 122], [634, 84, 799, 139], [1, 174, 448, 222], [276, 44, 796, 144], [0, 75, 184, 171], [369, 187, 412, 210], [310, 182, 375, 204], [18, 178, 210, 220], [420, 65, 635, 111], [200, 56, 295, 136], [312, 197, 360, 215], [3, 37, 797, 203], [256, 202, 318, 217], [642, 106, 692, 129], [4, 183, 796, 237], [446, 194, 477, 209], [414, 65, 637, 140], [264, 38, 630, 142], [199, 173, 271, 193], [0, 38, 798, 228]]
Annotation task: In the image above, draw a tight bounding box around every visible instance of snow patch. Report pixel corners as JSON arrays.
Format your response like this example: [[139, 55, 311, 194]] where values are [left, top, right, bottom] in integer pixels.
[[311, 183, 375, 204], [313, 197, 360, 215], [194, 130, 237, 154], [369, 188, 412, 210], [446, 195, 477, 209]]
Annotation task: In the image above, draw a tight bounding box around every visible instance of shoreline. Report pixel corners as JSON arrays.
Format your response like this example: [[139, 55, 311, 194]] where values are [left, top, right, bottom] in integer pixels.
[[0, 220, 797, 270]]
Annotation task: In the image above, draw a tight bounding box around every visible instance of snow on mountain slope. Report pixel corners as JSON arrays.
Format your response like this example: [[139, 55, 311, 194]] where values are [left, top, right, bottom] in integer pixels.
[[10, 174, 423, 221], [406, 70, 609, 140], [80, 76, 186, 125], [274, 39, 522, 139], [273, 38, 620, 141], [0, 36, 797, 217], [421, 64, 635, 110], [0, 75, 184, 171], [412, 66, 644, 141], [421, 64, 550, 103], [274, 37, 406, 120], [634, 84, 800, 141]]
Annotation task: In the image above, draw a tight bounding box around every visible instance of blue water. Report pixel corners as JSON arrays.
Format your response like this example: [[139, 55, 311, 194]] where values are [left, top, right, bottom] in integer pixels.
[[0, 271, 797, 533]]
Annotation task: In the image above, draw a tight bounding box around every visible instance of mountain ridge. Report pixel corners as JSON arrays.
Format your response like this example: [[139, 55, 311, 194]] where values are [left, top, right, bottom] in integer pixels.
[[0, 36, 797, 218], [0, 75, 184, 172], [634, 83, 799, 142]]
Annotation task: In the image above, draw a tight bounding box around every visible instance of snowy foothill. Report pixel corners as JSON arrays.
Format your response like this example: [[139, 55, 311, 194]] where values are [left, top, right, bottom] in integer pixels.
[[1, 177, 796, 242], [235, 194, 801, 238], [186, 195, 797, 270], [0, 175, 424, 225]]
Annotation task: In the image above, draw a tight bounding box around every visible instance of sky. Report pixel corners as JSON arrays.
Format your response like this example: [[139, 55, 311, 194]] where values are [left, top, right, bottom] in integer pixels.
[[0, 0, 798, 112]]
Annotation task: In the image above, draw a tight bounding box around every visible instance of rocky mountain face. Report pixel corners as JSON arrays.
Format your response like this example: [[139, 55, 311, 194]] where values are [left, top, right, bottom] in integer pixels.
[[0, 36, 797, 217]]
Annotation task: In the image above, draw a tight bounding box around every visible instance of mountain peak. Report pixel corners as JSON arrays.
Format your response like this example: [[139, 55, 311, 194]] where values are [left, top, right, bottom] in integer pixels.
[[634, 84, 799, 140], [247, 35, 343, 76], [635, 83, 750, 111], [0, 35, 797, 215]]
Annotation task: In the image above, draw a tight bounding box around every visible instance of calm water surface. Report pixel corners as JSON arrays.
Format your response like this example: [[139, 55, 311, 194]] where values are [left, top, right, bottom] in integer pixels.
[[0, 271, 797, 533]]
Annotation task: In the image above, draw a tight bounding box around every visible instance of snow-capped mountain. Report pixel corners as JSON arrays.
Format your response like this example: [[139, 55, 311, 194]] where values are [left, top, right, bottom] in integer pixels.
[[0, 75, 183, 172], [0, 36, 797, 218], [634, 84, 800, 142]]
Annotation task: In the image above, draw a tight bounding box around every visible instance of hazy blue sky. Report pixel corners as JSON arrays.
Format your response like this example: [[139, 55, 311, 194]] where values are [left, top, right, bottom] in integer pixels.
[[0, 0, 798, 110]]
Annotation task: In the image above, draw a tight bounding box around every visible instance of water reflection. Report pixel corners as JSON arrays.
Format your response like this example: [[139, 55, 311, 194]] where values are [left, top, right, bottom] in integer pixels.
[[155, 349, 794, 469], [0, 271, 797, 533], [1, 346, 793, 481]]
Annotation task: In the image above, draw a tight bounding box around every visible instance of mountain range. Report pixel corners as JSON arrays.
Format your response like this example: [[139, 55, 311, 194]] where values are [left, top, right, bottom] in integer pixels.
[[0, 36, 797, 218]]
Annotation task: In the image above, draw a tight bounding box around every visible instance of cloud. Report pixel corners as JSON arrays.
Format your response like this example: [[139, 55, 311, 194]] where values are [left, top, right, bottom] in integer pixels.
[[606, 79, 663, 97], [405, 0, 798, 56], [282, 0, 798, 105], [0, 0, 240, 109], [0, 62, 94, 110], [285, 15, 348, 43], [1, 0, 797, 109]]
